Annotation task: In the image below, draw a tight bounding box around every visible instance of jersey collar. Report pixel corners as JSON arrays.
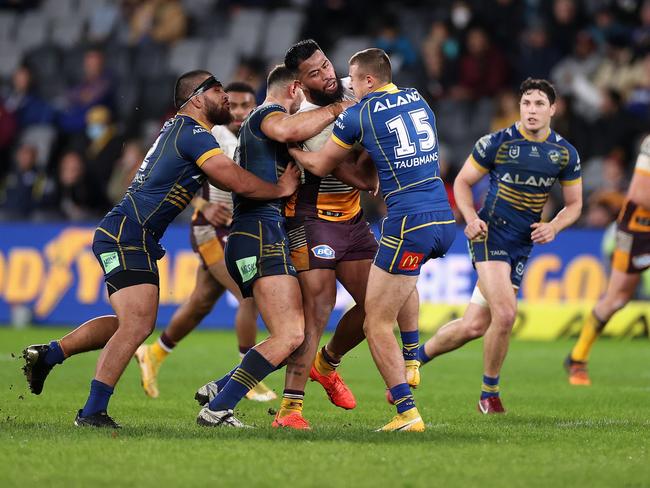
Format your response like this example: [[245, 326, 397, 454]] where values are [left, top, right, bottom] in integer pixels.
[[177, 113, 213, 131], [515, 122, 550, 142], [372, 83, 399, 94]]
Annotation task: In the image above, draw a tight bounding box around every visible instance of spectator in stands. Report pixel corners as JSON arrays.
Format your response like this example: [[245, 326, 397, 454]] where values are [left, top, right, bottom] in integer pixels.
[[583, 148, 629, 197], [58, 48, 115, 134], [584, 191, 625, 228], [0, 143, 41, 220], [0, 102, 17, 174], [107, 139, 144, 205], [55, 150, 109, 221], [421, 20, 459, 99], [128, 0, 188, 46], [232, 57, 267, 104], [83, 105, 124, 200], [490, 90, 520, 131], [3, 65, 55, 132], [546, 0, 586, 54], [374, 18, 419, 74], [592, 35, 637, 98], [632, 0, 650, 54], [453, 27, 509, 100], [515, 23, 561, 83], [626, 52, 650, 120]]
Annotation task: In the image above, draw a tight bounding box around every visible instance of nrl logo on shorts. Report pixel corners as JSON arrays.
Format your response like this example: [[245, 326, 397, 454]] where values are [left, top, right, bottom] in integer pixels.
[[311, 245, 335, 259], [508, 145, 520, 159]]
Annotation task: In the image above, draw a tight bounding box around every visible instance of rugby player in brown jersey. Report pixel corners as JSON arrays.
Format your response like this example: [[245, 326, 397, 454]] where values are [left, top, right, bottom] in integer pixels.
[[273, 40, 422, 429], [133, 83, 275, 402], [565, 134, 650, 385]]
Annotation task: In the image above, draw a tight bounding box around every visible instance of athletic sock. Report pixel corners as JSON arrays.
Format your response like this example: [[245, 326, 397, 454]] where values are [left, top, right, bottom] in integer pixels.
[[44, 340, 65, 366], [389, 383, 416, 414], [81, 379, 114, 417], [400, 330, 419, 362], [279, 389, 304, 417], [480, 375, 500, 400], [239, 345, 252, 359], [208, 348, 276, 411], [571, 311, 607, 362], [416, 344, 433, 365], [214, 365, 239, 391], [314, 346, 339, 376], [150, 332, 174, 363]]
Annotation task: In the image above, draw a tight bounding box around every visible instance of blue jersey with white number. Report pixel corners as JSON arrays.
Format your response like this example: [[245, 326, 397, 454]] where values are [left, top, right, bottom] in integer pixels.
[[471, 123, 581, 242], [331, 83, 450, 216], [232, 103, 291, 222], [113, 114, 221, 238]]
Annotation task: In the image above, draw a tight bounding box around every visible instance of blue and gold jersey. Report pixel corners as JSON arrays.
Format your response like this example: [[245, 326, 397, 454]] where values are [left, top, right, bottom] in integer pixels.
[[471, 123, 581, 241], [233, 103, 291, 222], [114, 114, 221, 238], [331, 83, 450, 217]]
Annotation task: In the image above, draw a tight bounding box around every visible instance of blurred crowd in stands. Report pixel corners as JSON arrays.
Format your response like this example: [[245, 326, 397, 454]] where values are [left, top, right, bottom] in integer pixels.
[[0, 0, 649, 229]]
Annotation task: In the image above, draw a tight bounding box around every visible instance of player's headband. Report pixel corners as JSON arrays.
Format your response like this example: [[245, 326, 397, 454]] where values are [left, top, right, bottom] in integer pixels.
[[178, 75, 222, 109]]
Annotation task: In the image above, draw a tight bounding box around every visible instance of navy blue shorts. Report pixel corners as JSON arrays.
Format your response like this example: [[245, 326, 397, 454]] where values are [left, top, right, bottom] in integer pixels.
[[225, 219, 297, 298], [374, 210, 456, 276], [92, 213, 164, 293], [467, 221, 532, 288]]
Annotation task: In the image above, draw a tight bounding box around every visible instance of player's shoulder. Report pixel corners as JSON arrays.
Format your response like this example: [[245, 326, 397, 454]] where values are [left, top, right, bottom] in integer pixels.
[[473, 125, 513, 158], [547, 129, 579, 160]]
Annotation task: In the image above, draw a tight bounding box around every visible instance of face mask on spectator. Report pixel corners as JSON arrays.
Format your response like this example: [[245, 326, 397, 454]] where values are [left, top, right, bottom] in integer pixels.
[[87, 123, 106, 140]]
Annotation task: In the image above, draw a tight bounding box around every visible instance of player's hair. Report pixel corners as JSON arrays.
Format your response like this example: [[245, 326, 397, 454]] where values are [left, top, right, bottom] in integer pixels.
[[174, 69, 213, 109], [284, 39, 322, 74], [224, 81, 256, 97], [348, 48, 392, 84], [519, 78, 556, 105], [266, 64, 295, 90]]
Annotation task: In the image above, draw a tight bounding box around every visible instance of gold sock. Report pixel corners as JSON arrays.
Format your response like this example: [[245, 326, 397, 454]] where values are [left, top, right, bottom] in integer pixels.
[[314, 349, 336, 376], [150, 340, 170, 363], [571, 312, 606, 362], [279, 396, 303, 417]]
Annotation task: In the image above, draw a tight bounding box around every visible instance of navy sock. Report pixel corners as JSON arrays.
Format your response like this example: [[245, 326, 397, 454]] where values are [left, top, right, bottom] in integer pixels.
[[238, 345, 252, 357], [214, 365, 239, 390], [416, 344, 432, 365], [81, 379, 114, 417], [389, 383, 416, 414], [44, 340, 65, 367], [208, 349, 276, 411], [400, 330, 419, 361], [480, 375, 500, 399]]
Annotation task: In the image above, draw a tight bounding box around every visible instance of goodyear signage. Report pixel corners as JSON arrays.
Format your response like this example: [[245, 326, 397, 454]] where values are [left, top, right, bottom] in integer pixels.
[[0, 223, 647, 339]]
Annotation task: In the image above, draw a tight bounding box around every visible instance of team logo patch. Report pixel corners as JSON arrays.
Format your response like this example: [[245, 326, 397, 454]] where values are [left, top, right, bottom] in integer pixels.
[[516, 262, 525, 276], [548, 150, 561, 163], [311, 245, 335, 260], [99, 251, 120, 274], [236, 256, 257, 282], [398, 251, 424, 271], [508, 145, 520, 159]]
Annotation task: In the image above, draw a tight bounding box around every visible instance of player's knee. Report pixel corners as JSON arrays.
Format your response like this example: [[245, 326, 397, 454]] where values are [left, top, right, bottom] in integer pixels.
[[491, 304, 517, 330], [465, 317, 489, 339], [283, 327, 305, 353]]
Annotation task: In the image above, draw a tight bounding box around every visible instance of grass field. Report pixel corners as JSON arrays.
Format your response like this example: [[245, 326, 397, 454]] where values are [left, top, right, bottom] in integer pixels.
[[0, 327, 649, 487]]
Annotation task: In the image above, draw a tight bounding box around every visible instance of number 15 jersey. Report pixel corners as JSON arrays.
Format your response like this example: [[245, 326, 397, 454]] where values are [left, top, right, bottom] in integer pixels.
[[331, 83, 450, 217]]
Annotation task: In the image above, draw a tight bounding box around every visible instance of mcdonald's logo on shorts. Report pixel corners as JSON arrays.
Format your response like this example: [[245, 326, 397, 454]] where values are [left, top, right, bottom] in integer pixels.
[[398, 251, 425, 271]]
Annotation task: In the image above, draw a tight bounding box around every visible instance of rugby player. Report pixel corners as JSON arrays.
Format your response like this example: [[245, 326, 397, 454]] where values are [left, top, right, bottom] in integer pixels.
[[195, 65, 355, 428], [21, 71, 299, 428], [134, 82, 275, 402], [415, 78, 582, 413], [565, 134, 650, 385], [274, 40, 423, 430], [288, 49, 455, 432]]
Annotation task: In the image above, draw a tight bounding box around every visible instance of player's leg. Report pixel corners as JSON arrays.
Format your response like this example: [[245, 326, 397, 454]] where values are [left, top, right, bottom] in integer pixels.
[[395, 287, 421, 387], [566, 268, 640, 385], [135, 265, 224, 397], [364, 265, 425, 431], [275, 268, 337, 426], [475, 261, 517, 414], [75, 279, 159, 427], [417, 288, 492, 364], [22, 315, 119, 395], [209, 257, 274, 402], [198, 274, 304, 428]]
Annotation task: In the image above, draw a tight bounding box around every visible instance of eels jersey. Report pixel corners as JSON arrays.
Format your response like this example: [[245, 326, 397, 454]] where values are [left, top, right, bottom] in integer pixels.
[[470, 123, 581, 242], [114, 114, 221, 238], [331, 83, 450, 217], [232, 103, 292, 222], [286, 78, 360, 222]]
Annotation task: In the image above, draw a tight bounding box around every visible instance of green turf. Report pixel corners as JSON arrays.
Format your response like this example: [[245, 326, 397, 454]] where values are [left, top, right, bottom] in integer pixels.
[[0, 327, 648, 488]]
